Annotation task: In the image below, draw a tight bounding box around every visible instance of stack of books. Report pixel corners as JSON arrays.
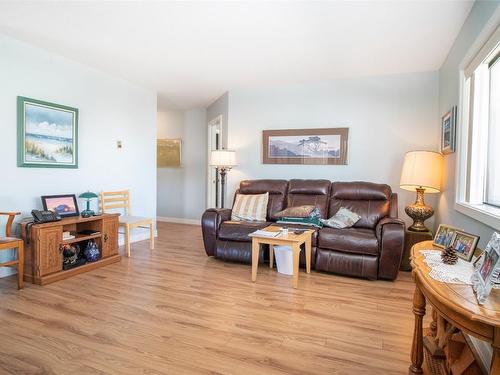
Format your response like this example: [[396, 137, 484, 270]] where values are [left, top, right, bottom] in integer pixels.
[[62, 231, 75, 240]]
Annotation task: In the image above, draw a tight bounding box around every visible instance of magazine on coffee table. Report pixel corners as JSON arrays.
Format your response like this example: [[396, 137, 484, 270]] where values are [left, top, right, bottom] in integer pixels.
[[249, 229, 280, 238]]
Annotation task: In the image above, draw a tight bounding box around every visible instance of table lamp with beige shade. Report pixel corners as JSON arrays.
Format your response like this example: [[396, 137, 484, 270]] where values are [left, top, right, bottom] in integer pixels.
[[400, 150, 443, 232]]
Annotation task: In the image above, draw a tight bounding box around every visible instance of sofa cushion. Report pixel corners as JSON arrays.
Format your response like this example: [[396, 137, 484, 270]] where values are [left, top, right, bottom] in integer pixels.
[[218, 220, 271, 242], [330, 181, 391, 200], [318, 227, 379, 256], [328, 182, 391, 229], [239, 180, 288, 221], [287, 179, 331, 219]]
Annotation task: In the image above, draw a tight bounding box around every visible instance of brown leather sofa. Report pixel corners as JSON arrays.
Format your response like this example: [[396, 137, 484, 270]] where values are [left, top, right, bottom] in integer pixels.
[[201, 179, 405, 280]]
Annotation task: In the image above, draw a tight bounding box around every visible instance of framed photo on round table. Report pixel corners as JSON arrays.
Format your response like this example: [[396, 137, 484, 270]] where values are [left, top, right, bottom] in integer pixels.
[[448, 230, 479, 262], [472, 232, 500, 305]]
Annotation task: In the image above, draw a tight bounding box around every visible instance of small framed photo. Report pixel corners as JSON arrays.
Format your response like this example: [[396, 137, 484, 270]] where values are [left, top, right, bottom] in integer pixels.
[[41, 194, 80, 218], [448, 231, 479, 262], [433, 224, 461, 248], [472, 232, 500, 304], [441, 106, 456, 154]]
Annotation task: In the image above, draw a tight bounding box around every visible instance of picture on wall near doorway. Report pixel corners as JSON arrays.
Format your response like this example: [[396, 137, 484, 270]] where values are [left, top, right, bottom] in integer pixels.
[[441, 106, 457, 154], [17, 96, 78, 168], [263, 128, 349, 165], [157, 139, 181, 167]]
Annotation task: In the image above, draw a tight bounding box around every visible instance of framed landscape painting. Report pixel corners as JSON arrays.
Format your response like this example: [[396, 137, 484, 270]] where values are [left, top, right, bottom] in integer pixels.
[[17, 96, 78, 168], [263, 128, 349, 165]]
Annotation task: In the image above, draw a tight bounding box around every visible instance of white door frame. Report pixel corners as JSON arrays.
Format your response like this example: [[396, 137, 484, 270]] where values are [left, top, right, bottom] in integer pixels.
[[207, 115, 223, 208]]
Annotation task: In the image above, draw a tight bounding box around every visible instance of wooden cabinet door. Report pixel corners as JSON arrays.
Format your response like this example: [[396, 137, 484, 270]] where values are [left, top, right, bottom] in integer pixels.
[[102, 217, 118, 258], [38, 226, 63, 276]]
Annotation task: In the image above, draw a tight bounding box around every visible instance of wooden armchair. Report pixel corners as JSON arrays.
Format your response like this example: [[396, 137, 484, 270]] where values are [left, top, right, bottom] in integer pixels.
[[0, 212, 24, 289]]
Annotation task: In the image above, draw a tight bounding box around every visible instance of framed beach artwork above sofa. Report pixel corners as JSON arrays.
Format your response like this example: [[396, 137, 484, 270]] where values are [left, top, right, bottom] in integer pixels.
[[17, 96, 78, 168], [262, 128, 349, 165]]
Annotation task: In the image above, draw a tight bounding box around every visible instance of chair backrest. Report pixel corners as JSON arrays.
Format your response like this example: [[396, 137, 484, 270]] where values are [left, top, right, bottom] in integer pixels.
[[100, 190, 131, 216], [0, 212, 20, 237]]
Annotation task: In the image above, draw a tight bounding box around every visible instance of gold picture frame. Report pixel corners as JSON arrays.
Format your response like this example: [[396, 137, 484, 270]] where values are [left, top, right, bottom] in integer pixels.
[[262, 128, 348, 165], [157, 139, 181, 167]]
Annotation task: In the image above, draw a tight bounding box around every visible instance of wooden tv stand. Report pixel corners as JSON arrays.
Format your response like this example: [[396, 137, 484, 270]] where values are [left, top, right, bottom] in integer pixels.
[[20, 213, 121, 285]]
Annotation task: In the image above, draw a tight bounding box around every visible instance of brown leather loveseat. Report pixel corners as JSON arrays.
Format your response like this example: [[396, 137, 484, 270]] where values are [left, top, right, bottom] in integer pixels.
[[201, 179, 405, 280]]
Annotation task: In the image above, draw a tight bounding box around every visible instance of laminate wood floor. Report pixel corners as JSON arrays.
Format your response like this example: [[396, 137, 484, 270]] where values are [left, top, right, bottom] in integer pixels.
[[0, 222, 418, 375]]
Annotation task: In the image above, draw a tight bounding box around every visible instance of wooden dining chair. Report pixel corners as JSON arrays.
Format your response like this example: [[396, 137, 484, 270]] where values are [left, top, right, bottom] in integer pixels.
[[0, 212, 24, 289], [100, 190, 154, 257]]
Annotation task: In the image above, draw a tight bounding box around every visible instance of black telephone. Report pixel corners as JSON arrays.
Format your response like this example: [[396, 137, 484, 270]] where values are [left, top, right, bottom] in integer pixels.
[[31, 209, 61, 223]]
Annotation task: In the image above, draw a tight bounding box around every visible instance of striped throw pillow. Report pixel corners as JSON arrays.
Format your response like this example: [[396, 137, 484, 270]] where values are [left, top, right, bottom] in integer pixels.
[[231, 193, 269, 222]]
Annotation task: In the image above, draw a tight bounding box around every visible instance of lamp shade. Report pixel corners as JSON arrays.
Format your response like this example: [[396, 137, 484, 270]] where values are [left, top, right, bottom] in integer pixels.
[[79, 191, 98, 199], [210, 150, 236, 167], [400, 151, 443, 193]]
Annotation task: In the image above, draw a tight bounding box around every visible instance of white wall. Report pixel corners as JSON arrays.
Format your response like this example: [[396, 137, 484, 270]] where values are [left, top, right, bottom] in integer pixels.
[[435, 0, 499, 250], [226, 72, 440, 222], [434, 1, 499, 368], [157, 108, 207, 221], [157, 110, 185, 218], [0, 34, 157, 277]]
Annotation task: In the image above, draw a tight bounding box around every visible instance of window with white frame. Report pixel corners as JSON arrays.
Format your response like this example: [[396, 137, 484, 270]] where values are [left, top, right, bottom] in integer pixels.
[[457, 25, 500, 228]]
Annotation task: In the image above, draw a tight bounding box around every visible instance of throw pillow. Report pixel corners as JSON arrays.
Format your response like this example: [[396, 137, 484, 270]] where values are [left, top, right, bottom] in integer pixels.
[[274, 205, 316, 218], [321, 207, 361, 229], [231, 192, 269, 222]]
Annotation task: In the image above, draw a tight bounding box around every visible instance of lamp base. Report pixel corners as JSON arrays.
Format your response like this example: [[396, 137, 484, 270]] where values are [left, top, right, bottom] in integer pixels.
[[81, 209, 95, 218], [405, 188, 434, 232]]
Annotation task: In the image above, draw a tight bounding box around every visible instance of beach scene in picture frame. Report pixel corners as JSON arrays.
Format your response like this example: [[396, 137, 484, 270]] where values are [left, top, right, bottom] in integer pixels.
[[17, 97, 78, 168], [433, 224, 461, 248], [263, 128, 348, 165], [448, 230, 479, 262]]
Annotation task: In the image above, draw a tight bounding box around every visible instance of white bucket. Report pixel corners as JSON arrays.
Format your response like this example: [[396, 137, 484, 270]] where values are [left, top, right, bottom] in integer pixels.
[[273, 246, 293, 275]]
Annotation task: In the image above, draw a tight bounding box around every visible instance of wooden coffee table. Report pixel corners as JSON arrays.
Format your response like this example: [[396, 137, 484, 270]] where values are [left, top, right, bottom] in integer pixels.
[[251, 226, 314, 288]]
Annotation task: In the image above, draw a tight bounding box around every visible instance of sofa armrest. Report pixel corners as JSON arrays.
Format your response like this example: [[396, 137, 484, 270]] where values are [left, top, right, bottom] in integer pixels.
[[201, 208, 232, 256], [376, 217, 406, 280]]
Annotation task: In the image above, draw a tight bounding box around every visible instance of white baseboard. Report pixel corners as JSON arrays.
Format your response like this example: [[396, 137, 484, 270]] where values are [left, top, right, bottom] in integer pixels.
[[156, 216, 200, 225]]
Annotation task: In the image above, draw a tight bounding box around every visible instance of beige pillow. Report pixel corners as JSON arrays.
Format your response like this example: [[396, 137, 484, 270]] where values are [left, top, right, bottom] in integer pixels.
[[274, 205, 316, 218], [320, 207, 361, 229], [231, 193, 269, 222]]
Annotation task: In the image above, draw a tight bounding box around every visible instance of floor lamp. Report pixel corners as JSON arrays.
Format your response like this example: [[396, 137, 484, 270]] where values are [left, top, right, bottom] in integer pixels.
[[210, 150, 237, 208]]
